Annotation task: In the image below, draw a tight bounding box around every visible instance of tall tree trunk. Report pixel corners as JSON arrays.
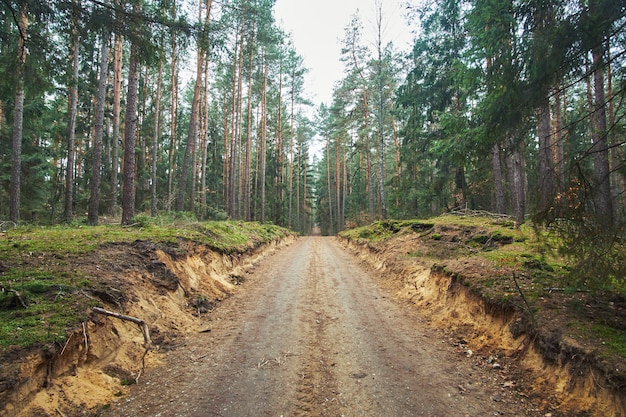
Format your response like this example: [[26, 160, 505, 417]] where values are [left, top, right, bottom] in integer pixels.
[[364, 89, 373, 218], [260, 58, 268, 224], [87, 33, 111, 225], [151, 57, 164, 217], [228, 24, 242, 218], [606, 40, 623, 219], [222, 92, 230, 212], [244, 27, 254, 221], [537, 96, 555, 212], [64, 0, 80, 222], [552, 84, 565, 192], [335, 136, 341, 230], [492, 143, 506, 214], [275, 61, 284, 223], [326, 134, 334, 235], [288, 68, 295, 228], [590, 35, 613, 225], [390, 98, 401, 210], [375, 1, 387, 220], [506, 136, 526, 227], [177, 1, 208, 213], [121, 1, 142, 225], [200, 53, 210, 218], [166, 0, 178, 211], [110, 1, 123, 214], [342, 138, 348, 228], [9, 5, 28, 223]]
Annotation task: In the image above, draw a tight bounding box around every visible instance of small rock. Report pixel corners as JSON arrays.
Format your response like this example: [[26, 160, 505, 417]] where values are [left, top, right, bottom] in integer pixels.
[[492, 363, 502, 370]]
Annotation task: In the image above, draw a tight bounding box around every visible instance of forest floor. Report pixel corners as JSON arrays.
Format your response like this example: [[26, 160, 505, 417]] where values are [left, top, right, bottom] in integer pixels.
[[0, 216, 625, 416]]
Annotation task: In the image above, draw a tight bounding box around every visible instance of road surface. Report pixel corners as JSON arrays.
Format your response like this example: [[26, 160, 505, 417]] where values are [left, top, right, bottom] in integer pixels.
[[105, 236, 534, 416]]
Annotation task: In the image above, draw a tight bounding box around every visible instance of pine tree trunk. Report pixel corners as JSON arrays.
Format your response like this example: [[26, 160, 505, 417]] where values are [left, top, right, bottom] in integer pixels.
[[260, 58, 268, 224], [591, 43, 613, 225], [335, 136, 341, 231], [288, 69, 295, 228], [200, 54, 210, 218], [87, 33, 110, 225], [326, 134, 334, 235], [9, 6, 28, 223], [244, 28, 254, 221], [166, 1, 178, 211], [492, 143, 506, 214], [606, 40, 623, 219], [375, 2, 386, 220], [110, 1, 123, 214], [151, 57, 163, 217], [64, 1, 79, 222], [537, 97, 555, 212], [552, 84, 565, 192], [177, 2, 206, 213], [275, 62, 284, 223], [121, 1, 142, 225], [506, 136, 526, 227], [108, 36, 121, 213]]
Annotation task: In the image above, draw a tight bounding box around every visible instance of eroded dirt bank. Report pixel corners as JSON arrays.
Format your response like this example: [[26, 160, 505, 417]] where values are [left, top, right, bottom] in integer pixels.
[[102, 236, 537, 416], [1, 236, 294, 417], [338, 234, 626, 416]]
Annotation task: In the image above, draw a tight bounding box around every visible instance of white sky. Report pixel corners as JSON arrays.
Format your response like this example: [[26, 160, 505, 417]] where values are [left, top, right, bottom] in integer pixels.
[[273, 0, 417, 107]]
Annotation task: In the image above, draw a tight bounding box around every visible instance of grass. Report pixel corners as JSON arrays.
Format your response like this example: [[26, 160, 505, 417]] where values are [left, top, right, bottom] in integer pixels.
[[0, 217, 292, 355], [340, 213, 626, 377]]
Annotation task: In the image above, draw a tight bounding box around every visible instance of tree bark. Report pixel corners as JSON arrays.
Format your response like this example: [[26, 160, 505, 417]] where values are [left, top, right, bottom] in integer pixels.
[[88, 33, 111, 225], [506, 136, 526, 227], [326, 133, 334, 235], [121, 1, 142, 225], [244, 26, 255, 221], [64, 0, 80, 223], [537, 97, 555, 212], [590, 33, 613, 225], [9, 6, 28, 223], [260, 57, 268, 224], [151, 57, 164, 217], [166, 0, 178, 211], [492, 143, 506, 214], [109, 1, 123, 214], [177, 1, 207, 213]]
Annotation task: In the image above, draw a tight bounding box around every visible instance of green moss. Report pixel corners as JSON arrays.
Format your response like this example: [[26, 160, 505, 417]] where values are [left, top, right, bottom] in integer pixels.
[[591, 325, 626, 358], [0, 219, 292, 355]]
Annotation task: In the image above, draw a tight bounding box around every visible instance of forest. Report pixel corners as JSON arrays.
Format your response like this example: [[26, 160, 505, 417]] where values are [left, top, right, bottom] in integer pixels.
[[1, 0, 625, 245]]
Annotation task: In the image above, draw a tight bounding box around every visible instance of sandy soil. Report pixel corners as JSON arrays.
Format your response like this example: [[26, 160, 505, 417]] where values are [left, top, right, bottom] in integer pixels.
[[103, 236, 537, 417]]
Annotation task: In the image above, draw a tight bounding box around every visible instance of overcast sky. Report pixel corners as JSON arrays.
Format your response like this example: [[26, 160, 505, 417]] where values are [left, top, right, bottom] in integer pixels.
[[273, 0, 416, 107]]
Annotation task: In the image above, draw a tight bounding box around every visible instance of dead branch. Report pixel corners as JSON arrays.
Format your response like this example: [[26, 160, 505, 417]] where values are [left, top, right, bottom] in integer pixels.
[[8, 289, 27, 308], [92, 307, 151, 347], [82, 322, 88, 353], [59, 333, 73, 356], [92, 307, 151, 383]]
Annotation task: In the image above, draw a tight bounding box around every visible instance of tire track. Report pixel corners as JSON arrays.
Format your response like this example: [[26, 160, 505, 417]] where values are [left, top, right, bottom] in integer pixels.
[[104, 237, 536, 417]]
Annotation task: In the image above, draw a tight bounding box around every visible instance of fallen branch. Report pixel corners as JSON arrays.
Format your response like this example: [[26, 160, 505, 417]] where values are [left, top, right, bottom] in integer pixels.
[[92, 307, 151, 347], [8, 289, 27, 308], [92, 307, 151, 383], [513, 272, 536, 328]]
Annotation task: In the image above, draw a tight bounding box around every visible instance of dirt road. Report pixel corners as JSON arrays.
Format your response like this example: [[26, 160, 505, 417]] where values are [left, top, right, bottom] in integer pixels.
[[104, 237, 535, 416]]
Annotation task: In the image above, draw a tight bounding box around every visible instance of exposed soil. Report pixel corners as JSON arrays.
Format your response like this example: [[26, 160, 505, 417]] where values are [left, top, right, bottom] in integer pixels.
[[3, 223, 625, 416], [339, 222, 626, 417], [0, 237, 291, 417], [101, 236, 537, 417]]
